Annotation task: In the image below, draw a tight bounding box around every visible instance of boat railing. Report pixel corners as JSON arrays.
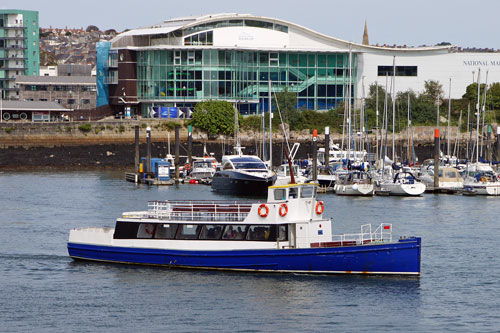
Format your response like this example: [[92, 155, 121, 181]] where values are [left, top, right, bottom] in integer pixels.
[[331, 223, 392, 245], [146, 200, 255, 222]]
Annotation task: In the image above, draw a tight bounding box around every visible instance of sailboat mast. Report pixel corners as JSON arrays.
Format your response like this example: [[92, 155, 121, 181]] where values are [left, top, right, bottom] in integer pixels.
[[480, 70, 488, 159], [476, 68, 481, 163], [392, 56, 396, 163], [268, 79, 272, 166], [347, 44, 353, 160], [375, 81, 379, 163], [408, 92, 411, 164], [447, 78, 452, 157]]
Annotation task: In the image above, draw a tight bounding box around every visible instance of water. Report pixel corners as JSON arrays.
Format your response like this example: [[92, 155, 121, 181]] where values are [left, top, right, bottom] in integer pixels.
[[1, 171, 499, 332]]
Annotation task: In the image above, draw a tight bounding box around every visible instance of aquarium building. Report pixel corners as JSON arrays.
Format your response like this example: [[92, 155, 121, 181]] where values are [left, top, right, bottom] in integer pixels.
[[98, 13, 500, 117]]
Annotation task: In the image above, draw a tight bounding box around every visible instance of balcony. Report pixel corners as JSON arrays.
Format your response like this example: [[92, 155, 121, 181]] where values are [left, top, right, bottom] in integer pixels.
[[0, 45, 27, 50], [0, 36, 25, 41], [1, 24, 27, 29], [0, 66, 27, 71]]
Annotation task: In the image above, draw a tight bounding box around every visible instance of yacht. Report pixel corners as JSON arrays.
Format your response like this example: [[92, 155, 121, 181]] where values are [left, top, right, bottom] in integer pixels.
[[334, 170, 375, 196], [211, 152, 276, 196], [462, 163, 500, 196], [378, 171, 426, 196], [188, 157, 218, 181]]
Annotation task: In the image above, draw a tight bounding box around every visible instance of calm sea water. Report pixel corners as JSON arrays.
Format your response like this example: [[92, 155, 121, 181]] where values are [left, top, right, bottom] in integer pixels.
[[1, 171, 499, 332]]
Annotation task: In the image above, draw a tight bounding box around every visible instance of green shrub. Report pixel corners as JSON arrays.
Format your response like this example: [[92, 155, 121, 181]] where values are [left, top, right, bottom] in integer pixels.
[[119, 125, 125, 133], [141, 123, 148, 128], [106, 125, 113, 130], [78, 123, 92, 133], [4, 127, 14, 134]]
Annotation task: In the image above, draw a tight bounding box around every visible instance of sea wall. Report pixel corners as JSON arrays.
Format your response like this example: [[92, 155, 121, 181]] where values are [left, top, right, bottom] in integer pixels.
[[0, 120, 496, 170]]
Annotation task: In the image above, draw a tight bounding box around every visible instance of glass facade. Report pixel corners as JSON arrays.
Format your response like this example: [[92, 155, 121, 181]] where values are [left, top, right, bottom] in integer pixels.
[[137, 49, 356, 115]]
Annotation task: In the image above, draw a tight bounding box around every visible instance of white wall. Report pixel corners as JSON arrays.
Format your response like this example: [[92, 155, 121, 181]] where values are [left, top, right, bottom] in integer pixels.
[[213, 27, 289, 49], [359, 51, 500, 99]]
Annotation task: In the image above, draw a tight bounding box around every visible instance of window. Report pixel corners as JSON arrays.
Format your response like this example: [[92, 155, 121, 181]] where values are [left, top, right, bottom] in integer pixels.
[[274, 189, 286, 201], [269, 52, 279, 67], [199, 225, 224, 240], [377, 65, 417, 77], [222, 225, 248, 240], [82, 99, 90, 104], [300, 186, 316, 198], [247, 225, 274, 241], [137, 223, 155, 238], [176, 224, 201, 239], [154, 223, 178, 239], [67, 99, 76, 105]]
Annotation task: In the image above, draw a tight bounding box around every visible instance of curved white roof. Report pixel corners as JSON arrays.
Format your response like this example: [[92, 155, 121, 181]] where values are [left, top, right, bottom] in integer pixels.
[[111, 13, 453, 53]]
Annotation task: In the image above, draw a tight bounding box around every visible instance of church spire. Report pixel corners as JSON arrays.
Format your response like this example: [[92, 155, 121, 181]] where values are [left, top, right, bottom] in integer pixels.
[[362, 20, 369, 45]]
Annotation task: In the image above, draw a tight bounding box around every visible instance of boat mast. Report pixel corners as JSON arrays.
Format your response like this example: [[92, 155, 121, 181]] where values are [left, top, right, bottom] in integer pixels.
[[347, 44, 353, 161], [382, 73, 389, 164], [476, 68, 481, 163], [480, 70, 488, 159], [392, 56, 396, 163], [375, 81, 379, 164], [447, 78, 452, 157], [407, 92, 411, 164], [269, 79, 272, 166]]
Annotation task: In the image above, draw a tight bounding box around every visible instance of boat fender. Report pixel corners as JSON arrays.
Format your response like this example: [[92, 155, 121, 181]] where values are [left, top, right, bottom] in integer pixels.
[[279, 203, 288, 217], [258, 204, 269, 218], [185, 163, 191, 171], [315, 201, 324, 215]]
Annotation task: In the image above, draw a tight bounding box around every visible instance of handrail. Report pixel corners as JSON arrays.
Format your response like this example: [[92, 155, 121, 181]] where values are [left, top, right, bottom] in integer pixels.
[[332, 223, 392, 245]]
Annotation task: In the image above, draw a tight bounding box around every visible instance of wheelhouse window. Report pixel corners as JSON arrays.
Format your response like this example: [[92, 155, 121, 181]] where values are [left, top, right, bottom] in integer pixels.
[[231, 157, 267, 170], [300, 186, 316, 198], [274, 188, 286, 201]]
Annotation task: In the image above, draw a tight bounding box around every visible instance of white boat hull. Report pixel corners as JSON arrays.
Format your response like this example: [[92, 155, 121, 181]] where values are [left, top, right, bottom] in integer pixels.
[[380, 182, 426, 196], [334, 183, 374, 196]]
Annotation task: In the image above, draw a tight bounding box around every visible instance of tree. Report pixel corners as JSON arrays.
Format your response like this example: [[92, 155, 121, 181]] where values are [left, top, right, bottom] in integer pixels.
[[86, 25, 99, 32], [271, 87, 302, 130], [423, 80, 444, 104], [191, 100, 240, 137]]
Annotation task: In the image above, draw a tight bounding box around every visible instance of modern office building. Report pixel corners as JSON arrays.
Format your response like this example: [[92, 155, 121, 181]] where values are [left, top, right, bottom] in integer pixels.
[[0, 9, 39, 99], [97, 13, 500, 117]]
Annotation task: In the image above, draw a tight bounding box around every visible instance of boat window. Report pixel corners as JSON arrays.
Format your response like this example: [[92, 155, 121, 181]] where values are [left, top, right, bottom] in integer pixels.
[[113, 221, 140, 239], [288, 187, 298, 199], [176, 224, 201, 239], [300, 186, 315, 198], [233, 162, 267, 170], [446, 171, 457, 178], [137, 223, 156, 239], [274, 188, 286, 200], [154, 223, 178, 239], [278, 225, 288, 241], [222, 162, 233, 170], [199, 224, 224, 240], [246, 225, 276, 241], [222, 225, 248, 240]]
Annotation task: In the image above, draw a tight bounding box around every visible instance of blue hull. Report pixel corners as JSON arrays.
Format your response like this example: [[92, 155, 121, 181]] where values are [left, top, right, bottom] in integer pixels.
[[67, 238, 421, 275]]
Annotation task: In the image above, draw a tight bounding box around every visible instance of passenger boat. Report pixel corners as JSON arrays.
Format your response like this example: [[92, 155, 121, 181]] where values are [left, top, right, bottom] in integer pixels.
[[67, 183, 421, 275]]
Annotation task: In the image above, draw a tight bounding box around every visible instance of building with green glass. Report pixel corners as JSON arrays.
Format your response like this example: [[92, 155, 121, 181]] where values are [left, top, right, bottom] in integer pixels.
[[0, 9, 39, 100], [100, 13, 498, 118], [100, 13, 358, 116]]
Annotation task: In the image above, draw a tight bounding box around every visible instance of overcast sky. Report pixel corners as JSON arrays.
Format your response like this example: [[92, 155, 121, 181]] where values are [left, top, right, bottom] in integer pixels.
[[2, 0, 499, 48]]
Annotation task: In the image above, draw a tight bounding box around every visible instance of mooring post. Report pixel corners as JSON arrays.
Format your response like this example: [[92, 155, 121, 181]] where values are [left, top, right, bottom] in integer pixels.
[[135, 125, 140, 172], [434, 128, 440, 191], [175, 125, 180, 180], [146, 126, 151, 175], [187, 125, 193, 165], [313, 129, 318, 181], [325, 126, 330, 167]]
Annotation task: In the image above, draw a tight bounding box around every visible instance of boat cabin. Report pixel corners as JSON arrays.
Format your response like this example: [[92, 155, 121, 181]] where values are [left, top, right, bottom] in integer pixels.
[[111, 183, 330, 250]]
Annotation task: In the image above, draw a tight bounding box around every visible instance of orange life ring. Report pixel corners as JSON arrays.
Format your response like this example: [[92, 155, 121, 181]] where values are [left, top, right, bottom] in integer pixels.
[[279, 203, 288, 217], [212, 162, 217, 168], [480, 176, 488, 183], [315, 201, 324, 215], [184, 163, 191, 170], [258, 204, 269, 218]]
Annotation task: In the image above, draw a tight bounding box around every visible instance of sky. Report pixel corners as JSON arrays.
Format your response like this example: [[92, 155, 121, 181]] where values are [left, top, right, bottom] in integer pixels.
[[2, 0, 499, 49]]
